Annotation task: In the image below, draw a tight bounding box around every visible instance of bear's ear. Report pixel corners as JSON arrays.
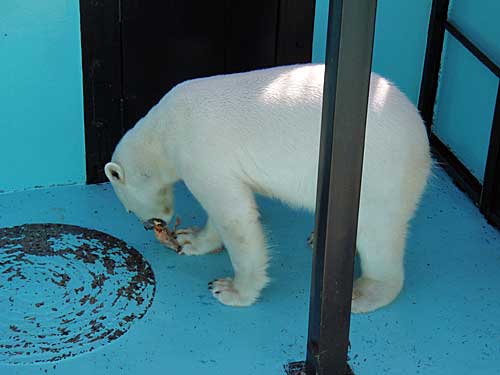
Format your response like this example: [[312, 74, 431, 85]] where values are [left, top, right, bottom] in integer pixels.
[[104, 162, 125, 184]]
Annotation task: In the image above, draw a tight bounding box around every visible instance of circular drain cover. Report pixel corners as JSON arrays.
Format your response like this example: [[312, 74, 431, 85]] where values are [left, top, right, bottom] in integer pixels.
[[0, 224, 155, 364]]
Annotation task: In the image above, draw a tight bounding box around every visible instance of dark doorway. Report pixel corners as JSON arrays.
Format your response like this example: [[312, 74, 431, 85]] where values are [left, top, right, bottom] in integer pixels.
[[80, 0, 316, 183]]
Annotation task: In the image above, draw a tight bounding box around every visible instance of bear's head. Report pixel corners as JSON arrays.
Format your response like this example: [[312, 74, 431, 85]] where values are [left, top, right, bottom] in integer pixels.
[[104, 128, 178, 226]]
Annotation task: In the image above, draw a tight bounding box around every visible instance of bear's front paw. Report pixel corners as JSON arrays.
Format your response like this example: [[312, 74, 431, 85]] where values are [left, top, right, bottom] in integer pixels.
[[176, 229, 223, 256]]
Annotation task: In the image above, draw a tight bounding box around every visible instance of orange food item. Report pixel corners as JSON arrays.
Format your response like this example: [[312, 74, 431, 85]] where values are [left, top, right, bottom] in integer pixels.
[[151, 217, 183, 253]]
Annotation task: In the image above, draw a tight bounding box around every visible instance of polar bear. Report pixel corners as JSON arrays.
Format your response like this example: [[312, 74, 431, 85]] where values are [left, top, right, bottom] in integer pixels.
[[104, 64, 431, 312]]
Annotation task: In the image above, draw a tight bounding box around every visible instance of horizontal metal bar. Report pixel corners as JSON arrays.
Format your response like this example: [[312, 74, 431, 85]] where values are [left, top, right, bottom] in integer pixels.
[[444, 20, 500, 78]]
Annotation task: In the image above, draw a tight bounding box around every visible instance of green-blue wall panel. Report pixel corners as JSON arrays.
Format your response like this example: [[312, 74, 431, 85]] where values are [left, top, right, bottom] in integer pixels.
[[449, 0, 500, 65], [0, 1, 86, 192], [312, 0, 432, 105], [433, 35, 498, 182]]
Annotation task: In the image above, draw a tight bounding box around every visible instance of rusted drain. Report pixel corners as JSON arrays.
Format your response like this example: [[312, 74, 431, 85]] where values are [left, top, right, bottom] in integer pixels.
[[0, 224, 155, 364]]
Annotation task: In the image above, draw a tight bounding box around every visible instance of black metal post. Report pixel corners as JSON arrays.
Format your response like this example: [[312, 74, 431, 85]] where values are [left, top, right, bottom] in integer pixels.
[[305, 1, 377, 374], [480, 82, 500, 227], [418, 0, 450, 133]]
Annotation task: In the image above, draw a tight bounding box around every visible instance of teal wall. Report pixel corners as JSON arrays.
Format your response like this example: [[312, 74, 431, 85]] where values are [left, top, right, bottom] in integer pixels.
[[448, 0, 500, 64], [433, 0, 500, 182], [0, 1, 86, 192], [312, 0, 432, 105]]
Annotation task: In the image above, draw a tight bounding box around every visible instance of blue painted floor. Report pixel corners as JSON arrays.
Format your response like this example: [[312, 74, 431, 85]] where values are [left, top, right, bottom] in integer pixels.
[[0, 166, 499, 375]]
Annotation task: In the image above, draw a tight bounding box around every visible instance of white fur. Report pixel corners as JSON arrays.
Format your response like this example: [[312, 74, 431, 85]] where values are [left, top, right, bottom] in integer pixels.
[[105, 64, 431, 311]]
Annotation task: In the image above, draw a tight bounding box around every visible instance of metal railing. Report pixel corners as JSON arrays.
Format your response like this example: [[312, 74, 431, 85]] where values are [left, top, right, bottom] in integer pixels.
[[419, 0, 500, 227]]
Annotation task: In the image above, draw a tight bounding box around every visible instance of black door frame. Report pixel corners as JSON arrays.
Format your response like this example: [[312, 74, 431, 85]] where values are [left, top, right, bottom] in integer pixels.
[[79, 0, 123, 185], [419, 0, 500, 228], [79, 0, 316, 184]]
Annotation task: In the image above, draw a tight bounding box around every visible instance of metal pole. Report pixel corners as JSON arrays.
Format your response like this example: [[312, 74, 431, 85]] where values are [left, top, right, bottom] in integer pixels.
[[306, 0, 377, 374], [418, 0, 450, 134]]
